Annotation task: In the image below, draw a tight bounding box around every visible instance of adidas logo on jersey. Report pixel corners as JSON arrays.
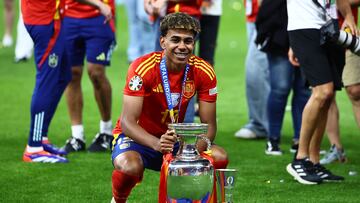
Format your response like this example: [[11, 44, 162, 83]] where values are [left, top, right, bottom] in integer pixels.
[[152, 83, 163, 93], [96, 52, 106, 61]]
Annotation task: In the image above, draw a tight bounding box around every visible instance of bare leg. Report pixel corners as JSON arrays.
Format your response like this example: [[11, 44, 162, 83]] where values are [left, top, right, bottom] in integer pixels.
[[325, 97, 342, 149], [4, 0, 14, 36], [296, 82, 334, 159], [87, 62, 112, 121], [65, 66, 84, 125], [309, 100, 330, 164], [346, 84, 360, 128]]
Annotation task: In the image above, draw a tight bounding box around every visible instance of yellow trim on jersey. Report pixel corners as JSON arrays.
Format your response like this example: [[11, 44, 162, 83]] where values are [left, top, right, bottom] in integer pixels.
[[175, 4, 180, 12], [111, 133, 120, 151], [189, 57, 216, 80], [54, 0, 60, 20], [135, 53, 161, 74], [194, 61, 215, 77], [195, 64, 215, 80], [140, 63, 157, 77]]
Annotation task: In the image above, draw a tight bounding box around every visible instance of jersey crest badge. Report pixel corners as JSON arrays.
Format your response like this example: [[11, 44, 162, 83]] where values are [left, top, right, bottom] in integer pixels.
[[48, 53, 58, 68], [183, 80, 195, 98], [129, 75, 143, 91]]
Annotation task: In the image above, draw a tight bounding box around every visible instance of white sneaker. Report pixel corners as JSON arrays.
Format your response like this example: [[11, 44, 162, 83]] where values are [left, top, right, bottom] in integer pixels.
[[234, 128, 257, 139], [2, 34, 13, 47], [111, 197, 127, 203]]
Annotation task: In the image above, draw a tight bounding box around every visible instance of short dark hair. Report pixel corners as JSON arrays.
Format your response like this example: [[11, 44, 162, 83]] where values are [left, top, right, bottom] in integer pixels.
[[160, 12, 201, 37]]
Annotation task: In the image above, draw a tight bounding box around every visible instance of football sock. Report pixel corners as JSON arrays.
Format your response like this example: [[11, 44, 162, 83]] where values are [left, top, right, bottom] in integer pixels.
[[25, 145, 43, 153], [100, 120, 112, 135], [71, 125, 85, 141], [213, 159, 229, 169], [112, 170, 141, 203], [42, 137, 49, 144]]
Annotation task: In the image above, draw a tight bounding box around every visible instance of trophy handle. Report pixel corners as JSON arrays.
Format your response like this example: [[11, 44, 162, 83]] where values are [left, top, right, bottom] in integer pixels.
[[197, 135, 212, 151]]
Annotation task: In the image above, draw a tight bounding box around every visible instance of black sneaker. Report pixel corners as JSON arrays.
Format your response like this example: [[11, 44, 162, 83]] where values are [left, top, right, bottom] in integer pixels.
[[62, 137, 86, 153], [290, 140, 299, 153], [286, 158, 323, 185], [265, 140, 283, 155], [88, 133, 113, 152], [314, 163, 344, 182]]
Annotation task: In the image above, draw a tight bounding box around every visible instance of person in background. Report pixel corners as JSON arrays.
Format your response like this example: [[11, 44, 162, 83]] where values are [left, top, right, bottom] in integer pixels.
[[255, 0, 310, 156], [235, 0, 269, 139], [110, 13, 228, 202], [61, 0, 116, 153], [321, 2, 360, 164], [198, 0, 222, 66], [286, 0, 357, 184], [2, 0, 14, 47], [14, 0, 34, 63], [124, 0, 156, 63], [22, 0, 112, 163]]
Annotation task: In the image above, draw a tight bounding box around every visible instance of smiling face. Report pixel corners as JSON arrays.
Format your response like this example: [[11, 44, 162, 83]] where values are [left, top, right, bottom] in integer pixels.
[[160, 28, 195, 72]]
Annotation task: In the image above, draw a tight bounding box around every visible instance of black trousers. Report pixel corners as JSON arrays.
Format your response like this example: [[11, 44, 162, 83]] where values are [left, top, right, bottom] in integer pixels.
[[198, 15, 220, 66]]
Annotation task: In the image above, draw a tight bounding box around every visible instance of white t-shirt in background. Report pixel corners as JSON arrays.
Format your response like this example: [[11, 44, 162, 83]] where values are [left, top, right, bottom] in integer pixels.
[[287, 0, 337, 31]]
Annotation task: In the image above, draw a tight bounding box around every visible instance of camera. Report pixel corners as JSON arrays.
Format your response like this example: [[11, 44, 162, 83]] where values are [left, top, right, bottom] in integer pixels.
[[320, 19, 360, 56]]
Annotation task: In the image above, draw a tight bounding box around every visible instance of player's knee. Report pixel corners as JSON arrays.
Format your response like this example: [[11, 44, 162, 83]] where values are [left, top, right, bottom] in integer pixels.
[[71, 68, 82, 82], [347, 85, 360, 102], [212, 147, 228, 162], [313, 87, 334, 105], [211, 146, 229, 169], [88, 69, 106, 87], [113, 152, 144, 177]]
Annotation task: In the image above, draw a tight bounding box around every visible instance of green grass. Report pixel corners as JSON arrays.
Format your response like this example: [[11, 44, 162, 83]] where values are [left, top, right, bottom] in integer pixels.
[[0, 1, 359, 202]]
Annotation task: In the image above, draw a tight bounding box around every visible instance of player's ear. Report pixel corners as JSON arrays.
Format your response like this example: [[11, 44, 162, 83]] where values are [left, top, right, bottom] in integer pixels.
[[160, 36, 166, 50]]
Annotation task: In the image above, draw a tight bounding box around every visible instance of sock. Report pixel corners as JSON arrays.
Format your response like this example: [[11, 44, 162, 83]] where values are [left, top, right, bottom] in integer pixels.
[[42, 137, 49, 144], [25, 145, 43, 153], [100, 120, 112, 135], [71, 125, 85, 141], [112, 170, 141, 203], [213, 159, 229, 169]]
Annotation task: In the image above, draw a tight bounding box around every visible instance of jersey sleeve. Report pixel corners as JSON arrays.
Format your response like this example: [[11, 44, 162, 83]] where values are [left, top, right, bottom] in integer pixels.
[[123, 53, 160, 96], [194, 59, 217, 102], [123, 60, 148, 97]]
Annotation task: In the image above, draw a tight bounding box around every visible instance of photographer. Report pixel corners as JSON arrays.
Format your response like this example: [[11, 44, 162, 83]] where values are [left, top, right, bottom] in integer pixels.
[[285, 0, 358, 185]]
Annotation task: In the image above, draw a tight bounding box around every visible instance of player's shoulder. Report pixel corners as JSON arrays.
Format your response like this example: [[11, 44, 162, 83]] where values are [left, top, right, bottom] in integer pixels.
[[188, 55, 216, 81], [129, 52, 162, 77]]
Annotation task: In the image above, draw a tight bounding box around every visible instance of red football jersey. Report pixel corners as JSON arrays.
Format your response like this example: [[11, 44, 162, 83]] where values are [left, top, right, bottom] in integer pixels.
[[64, 0, 115, 18], [113, 51, 217, 137], [167, 0, 202, 18], [22, 0, 63, 25]]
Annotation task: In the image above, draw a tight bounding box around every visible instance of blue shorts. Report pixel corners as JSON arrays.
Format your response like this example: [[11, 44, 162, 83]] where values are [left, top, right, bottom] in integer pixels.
[[63, 15, 116, 67], [112, 133, 180, 171]]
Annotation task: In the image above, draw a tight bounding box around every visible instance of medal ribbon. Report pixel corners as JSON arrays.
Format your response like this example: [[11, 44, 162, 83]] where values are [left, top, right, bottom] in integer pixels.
[[159, 57, 190, 123]]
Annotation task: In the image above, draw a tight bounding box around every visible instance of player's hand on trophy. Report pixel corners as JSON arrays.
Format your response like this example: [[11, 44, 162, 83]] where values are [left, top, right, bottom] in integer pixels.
[[157, 129, 177, 154]]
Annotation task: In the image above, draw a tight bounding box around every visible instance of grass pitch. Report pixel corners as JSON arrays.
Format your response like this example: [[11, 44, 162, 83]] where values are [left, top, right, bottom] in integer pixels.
[[0, 1, 359, 202]]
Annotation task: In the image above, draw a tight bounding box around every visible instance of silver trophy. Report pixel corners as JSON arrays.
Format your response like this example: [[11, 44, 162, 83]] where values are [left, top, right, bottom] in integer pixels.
[[216, 169, 237, 203], [166, 123, 214, 201]]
